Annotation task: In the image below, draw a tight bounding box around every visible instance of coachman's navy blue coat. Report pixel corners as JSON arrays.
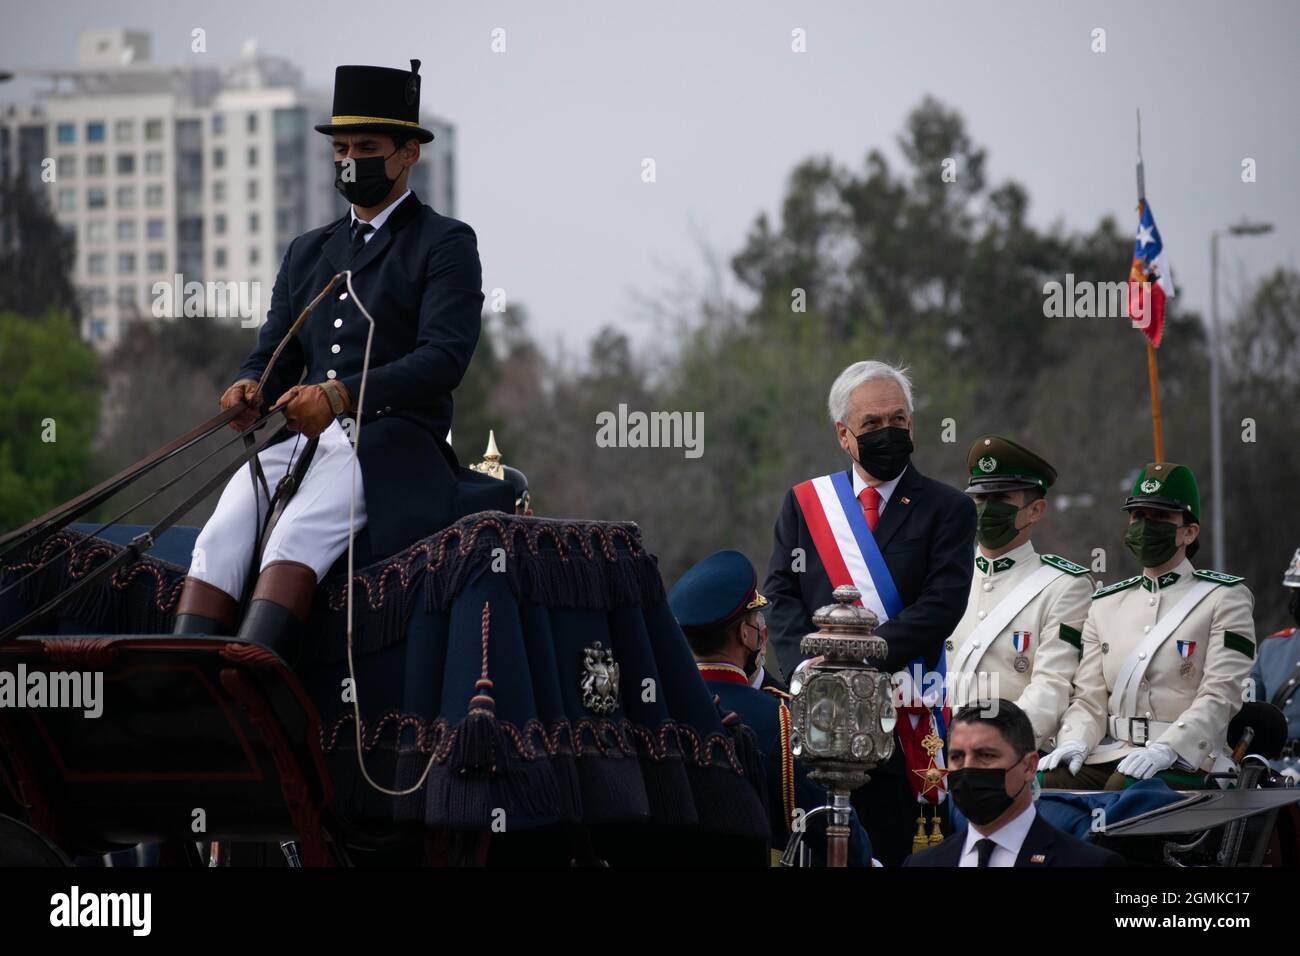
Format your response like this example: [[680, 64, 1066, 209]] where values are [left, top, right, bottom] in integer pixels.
[[234, 191, 512, 560]]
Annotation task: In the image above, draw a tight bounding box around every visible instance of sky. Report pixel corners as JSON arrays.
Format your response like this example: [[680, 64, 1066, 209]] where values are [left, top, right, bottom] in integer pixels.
[[3, 0, 1297, 352]]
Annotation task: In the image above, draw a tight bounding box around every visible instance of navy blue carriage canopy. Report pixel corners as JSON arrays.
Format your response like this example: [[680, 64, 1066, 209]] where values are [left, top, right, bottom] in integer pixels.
[[0, 515, 771, 846]]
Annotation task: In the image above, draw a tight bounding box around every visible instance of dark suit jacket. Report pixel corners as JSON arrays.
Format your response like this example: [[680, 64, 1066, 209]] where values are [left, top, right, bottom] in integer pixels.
[[903, 811, 1125, 867], [234, 191, 512, 560], [763, 464, 976, 680]]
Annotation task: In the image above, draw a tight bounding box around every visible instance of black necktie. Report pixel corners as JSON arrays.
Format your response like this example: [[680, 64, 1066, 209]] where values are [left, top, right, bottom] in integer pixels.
[[349, 220, 373, 260], [975, 838, 997, 868]]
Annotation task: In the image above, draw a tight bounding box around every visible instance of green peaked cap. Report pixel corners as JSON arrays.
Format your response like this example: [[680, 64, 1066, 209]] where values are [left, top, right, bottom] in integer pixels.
[[964, 434, 1056, 494], [1124, 462, 1200, 524]]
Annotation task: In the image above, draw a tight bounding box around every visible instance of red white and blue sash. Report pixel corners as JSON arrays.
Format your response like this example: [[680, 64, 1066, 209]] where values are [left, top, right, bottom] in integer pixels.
[[793, 471, 947, 804], [792, 471, 904, 621]]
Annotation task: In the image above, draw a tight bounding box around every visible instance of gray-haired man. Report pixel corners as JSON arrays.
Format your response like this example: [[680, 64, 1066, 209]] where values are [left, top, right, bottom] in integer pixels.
[[762, 360, 975, 865]]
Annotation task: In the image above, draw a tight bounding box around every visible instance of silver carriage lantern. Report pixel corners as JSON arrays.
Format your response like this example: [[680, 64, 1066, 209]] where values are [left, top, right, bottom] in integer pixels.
[[783, 584, 896, 867]]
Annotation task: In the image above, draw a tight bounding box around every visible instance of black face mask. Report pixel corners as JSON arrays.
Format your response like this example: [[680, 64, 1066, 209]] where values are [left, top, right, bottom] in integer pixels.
[[975, 499, 1024, 551], [741, 621, 764, 679], [334, 150, 398, 207], [947, 763, 1027, 826], [853, 426, 913, 482], [1124, 516, 1181, 568]]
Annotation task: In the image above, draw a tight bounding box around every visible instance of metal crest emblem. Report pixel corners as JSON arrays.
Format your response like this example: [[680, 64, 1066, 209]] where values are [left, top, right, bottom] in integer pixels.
[[978, 456, 997, 473], [1140, 478, 1161, 494], [580, 641, 620, 714]]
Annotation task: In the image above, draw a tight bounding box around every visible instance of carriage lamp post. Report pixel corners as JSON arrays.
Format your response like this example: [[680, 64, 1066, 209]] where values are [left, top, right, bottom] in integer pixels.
[[784, 584, 896, 867]]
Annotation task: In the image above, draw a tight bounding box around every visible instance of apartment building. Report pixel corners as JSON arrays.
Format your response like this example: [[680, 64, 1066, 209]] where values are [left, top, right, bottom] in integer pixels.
[[0, 29, 458, 346]]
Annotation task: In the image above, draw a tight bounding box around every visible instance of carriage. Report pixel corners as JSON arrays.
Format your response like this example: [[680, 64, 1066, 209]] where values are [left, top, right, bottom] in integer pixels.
[[1, 420, 1297, 868]]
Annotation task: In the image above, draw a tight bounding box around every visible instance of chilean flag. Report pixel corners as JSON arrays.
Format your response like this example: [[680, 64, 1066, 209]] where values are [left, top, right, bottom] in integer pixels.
[[1127, 200, 1175, 347]]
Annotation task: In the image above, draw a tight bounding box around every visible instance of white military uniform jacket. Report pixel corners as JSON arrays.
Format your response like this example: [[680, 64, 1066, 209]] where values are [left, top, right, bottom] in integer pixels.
[[945, 541, 1093, 748], [1056, 559, 1256, 773]]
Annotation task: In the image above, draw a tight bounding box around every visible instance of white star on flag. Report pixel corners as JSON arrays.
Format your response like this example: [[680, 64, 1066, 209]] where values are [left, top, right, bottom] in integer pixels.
[[1136, 224, 1155, 248]]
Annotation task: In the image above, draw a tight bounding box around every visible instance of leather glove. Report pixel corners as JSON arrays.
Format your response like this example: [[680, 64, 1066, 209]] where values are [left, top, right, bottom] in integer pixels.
[[1039, 740, 1089, 776], [275, 381, 351, 440], [220, 378, 262, 431], [1116, 741, 1178, 780]]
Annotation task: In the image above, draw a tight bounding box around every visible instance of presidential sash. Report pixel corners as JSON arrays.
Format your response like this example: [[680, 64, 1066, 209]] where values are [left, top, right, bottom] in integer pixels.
[[794, 471, 947, 805]]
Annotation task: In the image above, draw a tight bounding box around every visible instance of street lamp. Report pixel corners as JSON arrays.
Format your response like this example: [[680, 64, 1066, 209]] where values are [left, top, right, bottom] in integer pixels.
[[1209, 220, 1274, 569]]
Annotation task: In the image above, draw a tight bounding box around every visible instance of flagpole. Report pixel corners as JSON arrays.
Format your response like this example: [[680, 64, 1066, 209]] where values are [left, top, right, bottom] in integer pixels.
[[1136, 108, 1163, 461], [1146, 340, 1164, 461]]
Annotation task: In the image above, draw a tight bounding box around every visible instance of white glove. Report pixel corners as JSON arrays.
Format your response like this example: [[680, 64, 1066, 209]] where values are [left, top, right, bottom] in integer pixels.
[[1040, 741, 1089, 776], [1116, 742, 1178, 780]]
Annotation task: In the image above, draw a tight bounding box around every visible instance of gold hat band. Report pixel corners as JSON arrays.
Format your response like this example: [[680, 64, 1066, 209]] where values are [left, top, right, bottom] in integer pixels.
[[329, 115, 421, 127]]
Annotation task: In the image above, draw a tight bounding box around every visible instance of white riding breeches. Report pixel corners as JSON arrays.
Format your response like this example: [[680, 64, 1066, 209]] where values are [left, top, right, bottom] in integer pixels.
[[187, 418, 367, 600]]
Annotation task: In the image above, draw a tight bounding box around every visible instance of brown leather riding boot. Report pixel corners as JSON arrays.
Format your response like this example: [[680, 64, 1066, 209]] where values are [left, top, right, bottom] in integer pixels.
[[235, 560, 317, 663], [172, 577, 238, 635]]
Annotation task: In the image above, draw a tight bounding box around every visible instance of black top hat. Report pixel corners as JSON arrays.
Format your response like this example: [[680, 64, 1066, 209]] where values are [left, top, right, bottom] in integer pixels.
[[314, 59, 434, 144]]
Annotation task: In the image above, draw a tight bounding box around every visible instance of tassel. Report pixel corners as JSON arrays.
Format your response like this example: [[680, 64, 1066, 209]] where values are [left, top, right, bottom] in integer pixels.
[[928, 811, 944, 846], [912, 814, 929, 854], [455, 602, 505, 776], [452, 699, 507, 776]]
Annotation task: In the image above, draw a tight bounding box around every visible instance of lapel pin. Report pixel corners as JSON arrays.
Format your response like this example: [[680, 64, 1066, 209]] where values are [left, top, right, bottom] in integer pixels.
[[900, 497, 911, 505], [1029, 853, 1046, 863]]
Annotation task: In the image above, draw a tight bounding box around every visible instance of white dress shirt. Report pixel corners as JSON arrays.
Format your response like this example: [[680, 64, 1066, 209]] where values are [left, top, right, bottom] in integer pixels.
[[349, 188, 411, 240], [851, 463, 908, 515], [958, 802, 1036, 867]]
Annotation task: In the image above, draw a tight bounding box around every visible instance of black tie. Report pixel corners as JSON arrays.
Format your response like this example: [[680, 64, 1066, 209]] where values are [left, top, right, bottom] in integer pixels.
[[349, 220, 373, 260], [975, 838, 997, 868]]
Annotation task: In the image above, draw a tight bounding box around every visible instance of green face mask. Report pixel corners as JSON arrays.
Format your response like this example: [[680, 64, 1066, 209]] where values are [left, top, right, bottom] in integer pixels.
[[1124, 517, 1180, 567], [975, 499, 1023, 550]]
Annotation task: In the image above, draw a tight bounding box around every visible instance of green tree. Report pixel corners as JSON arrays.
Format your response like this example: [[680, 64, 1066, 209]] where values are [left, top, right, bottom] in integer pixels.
[[0, 311, 99, 530], [0, 177, 82, 332]]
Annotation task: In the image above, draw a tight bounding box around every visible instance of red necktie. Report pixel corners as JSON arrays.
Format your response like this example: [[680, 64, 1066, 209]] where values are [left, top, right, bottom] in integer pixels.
[[858, 486, 881, 532]]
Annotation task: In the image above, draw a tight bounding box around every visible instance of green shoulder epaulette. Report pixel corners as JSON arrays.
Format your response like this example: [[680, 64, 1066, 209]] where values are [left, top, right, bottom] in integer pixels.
[[1093, 575, 1141, 599], [762, 686, 792, 702], [1041, 554, 1089, 576], [1193, 569, 1245, 586]]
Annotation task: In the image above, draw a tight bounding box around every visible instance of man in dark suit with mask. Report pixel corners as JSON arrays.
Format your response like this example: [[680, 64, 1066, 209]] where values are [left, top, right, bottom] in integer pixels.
[[172, 60, 511, 656], [904, 701, 1123, 867], [763, 360, 975, 865]]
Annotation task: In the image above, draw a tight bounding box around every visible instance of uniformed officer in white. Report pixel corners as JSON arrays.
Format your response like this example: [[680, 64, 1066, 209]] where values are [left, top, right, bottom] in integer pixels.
[[1041, 463, 1256, 790], [946, 436, 1093, 749]]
